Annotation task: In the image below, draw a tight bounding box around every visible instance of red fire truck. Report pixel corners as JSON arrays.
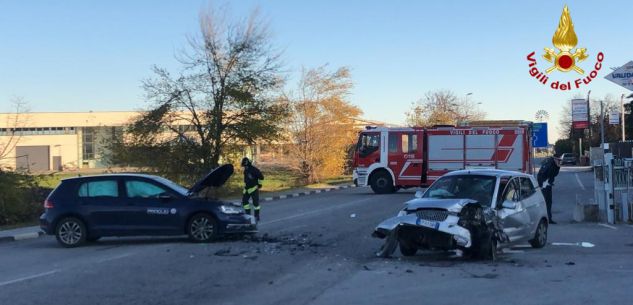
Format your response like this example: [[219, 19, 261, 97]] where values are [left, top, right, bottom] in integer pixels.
[[352, 121, 534, 194]]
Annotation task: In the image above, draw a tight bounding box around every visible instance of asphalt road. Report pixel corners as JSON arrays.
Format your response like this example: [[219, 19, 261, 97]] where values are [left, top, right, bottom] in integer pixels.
[[1, 169, 633, 305]]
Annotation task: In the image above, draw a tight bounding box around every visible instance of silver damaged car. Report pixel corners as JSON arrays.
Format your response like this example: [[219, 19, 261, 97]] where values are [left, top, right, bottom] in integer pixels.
[[373, 169, 549, 260]]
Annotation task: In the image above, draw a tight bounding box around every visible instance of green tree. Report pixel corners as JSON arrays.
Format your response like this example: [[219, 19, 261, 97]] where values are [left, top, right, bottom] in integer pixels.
[[108, 7, 287, 183], [553, 139, 573, 155]]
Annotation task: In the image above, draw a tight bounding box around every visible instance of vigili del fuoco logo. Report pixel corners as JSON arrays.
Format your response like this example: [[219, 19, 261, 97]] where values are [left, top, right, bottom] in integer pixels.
[[526, 5, 604, 91]]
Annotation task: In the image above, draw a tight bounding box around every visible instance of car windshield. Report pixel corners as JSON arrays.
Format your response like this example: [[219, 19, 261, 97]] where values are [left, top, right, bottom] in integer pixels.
[[422, 174, 497, 206], [152, 176, 189, 196]]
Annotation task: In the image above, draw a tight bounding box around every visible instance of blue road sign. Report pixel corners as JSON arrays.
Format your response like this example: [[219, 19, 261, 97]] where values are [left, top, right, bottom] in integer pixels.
[[532, 123, 548, 148]]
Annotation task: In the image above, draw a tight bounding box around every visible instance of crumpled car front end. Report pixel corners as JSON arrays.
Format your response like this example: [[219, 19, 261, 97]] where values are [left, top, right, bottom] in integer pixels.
[[372, 198, 505, 258]]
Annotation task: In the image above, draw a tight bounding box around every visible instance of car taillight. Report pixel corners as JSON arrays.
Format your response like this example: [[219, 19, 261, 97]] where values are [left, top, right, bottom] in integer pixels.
[[44, 199, 54, 209]]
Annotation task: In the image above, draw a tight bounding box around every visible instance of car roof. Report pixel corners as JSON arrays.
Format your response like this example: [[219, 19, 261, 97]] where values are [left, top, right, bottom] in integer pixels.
[[61, 173, 164, 182], [443, 169, 533, 178]]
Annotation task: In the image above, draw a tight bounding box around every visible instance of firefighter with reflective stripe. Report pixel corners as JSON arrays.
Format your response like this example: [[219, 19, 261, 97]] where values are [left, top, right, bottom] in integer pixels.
[[241, 157, 264, 221]]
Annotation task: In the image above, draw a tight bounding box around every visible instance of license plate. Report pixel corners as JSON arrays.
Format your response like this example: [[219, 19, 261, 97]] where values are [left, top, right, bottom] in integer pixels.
[[416, 218, 439, 229]]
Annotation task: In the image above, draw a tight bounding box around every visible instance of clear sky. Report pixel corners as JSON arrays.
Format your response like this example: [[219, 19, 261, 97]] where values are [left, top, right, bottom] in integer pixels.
[[1, 0, 632, 142]]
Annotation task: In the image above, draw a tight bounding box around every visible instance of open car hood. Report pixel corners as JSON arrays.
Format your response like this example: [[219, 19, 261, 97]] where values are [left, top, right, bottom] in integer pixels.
[[188, 164, 234, 195]]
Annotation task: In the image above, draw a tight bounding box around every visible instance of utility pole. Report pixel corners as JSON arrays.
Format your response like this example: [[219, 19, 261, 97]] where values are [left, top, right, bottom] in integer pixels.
[[621, 93, 626, 142], [587, 90, 592, 147], [600, 100, 605, 147]]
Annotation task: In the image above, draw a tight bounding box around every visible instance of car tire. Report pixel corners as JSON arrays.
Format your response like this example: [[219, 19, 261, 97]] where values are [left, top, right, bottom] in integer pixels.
[[529, 219, 548, 248], [370, 171, 395, 194], [468, 226, 497, 261], [55, 217, 87, 248], [188, 213, 218, 243], [399, 242, 417, 256]]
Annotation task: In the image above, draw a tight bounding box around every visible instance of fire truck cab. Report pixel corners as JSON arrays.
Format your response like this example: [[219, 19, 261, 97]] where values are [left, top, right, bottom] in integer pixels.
[[352, 121, 533, 194]]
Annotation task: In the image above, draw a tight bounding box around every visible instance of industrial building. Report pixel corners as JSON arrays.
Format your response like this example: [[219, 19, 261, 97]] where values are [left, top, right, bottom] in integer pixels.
[[0, 111, 137, 171]]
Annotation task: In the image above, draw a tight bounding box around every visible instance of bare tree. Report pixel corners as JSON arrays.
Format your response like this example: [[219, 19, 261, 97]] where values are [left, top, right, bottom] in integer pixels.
[[559, 93, 621, 148], [405, 90, 485, 126], [285, 66, 361, 183], [0, 98, 29, 165], [107, 6, 288, 182]]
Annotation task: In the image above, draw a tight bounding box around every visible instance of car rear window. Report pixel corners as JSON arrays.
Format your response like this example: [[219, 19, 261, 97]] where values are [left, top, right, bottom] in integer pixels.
[[78, 180, 119, 197]]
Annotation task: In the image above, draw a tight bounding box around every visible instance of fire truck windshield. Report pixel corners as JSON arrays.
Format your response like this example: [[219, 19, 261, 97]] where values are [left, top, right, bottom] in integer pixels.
[[356, 132, 380, 157]]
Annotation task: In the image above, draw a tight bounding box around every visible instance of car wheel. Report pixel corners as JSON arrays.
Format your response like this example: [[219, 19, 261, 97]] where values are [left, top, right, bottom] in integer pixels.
[[55, 217, 87, 248], [188, 213, 218, 243], [370, 171, 395, 194], [483, 237, 497, 261], [399, 241, 417, 256], [529, 219, 548, 248], [468, 226, 497, 261]]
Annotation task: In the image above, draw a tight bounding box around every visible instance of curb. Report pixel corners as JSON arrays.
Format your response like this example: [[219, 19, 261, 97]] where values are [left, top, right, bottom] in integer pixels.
[[0, 231, 44, 244], [231, 184, 357, 205]]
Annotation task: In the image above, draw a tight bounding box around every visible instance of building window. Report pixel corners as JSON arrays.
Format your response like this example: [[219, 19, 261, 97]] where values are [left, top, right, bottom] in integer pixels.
[[0, 127, 77, 136], [83, 127, 95, 160]]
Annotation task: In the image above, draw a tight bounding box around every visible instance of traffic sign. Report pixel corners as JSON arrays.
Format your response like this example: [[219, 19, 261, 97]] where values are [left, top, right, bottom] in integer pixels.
[[609, 111, 620, 125], [571, 99, 588, 129], [604, 61, 633, 91], [532, 122, 548, 148]]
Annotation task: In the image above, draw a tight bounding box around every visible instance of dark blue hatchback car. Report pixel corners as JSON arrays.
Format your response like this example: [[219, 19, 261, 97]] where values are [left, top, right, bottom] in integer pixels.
[[40, 164, 256, 247]]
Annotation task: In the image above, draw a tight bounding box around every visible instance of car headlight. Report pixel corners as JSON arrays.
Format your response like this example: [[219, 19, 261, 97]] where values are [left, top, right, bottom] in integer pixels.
[[397, 210, 407, 217], [220, 205, 244, 214]]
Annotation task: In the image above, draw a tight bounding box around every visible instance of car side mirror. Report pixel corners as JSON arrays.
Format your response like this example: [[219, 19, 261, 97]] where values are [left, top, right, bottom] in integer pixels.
[[501, 200, 517, 209], [414, 190, 424, 198]]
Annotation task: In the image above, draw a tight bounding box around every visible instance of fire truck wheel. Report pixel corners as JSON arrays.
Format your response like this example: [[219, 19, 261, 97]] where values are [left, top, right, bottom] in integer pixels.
[[370, 171, 395, 194]]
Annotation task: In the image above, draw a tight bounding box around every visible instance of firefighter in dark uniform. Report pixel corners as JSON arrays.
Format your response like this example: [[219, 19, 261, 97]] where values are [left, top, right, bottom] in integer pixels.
[[537, 156, 561, 224], [241, 157, 264, 221]]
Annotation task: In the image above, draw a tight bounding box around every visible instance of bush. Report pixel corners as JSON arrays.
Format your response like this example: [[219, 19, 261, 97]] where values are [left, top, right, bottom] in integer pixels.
[[0, 171, 49, 226]]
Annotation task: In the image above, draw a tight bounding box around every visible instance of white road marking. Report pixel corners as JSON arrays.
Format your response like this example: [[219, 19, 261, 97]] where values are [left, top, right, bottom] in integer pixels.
[[606, 269, 633, 273], [12, 232, 41, 241], [598, 223, 617, 230], [0, 269, 60, 287], [574, 173, 586, 191], [551, 242, 595, 248], [97, 252, 136, 263], [259, 197, 375, 227]]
